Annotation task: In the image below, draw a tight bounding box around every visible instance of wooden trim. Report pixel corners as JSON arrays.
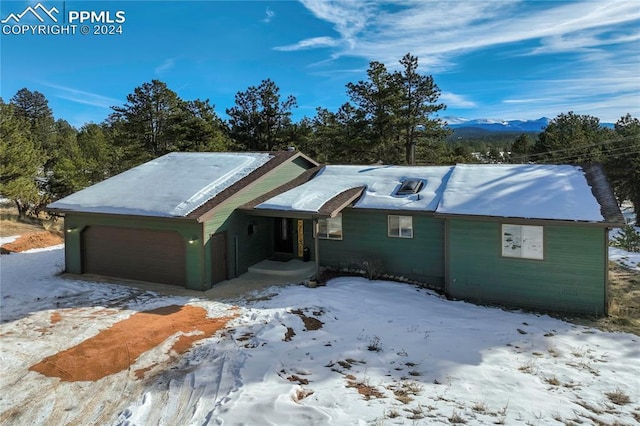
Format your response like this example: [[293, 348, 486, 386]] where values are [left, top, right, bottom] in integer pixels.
[[50, 210, 198, 223], [196, 152, 314, 223], [319, 187, 365, 218], [242, 209, 325, 220], [314, 218, 320, 280], [434, 212, 619, 228]]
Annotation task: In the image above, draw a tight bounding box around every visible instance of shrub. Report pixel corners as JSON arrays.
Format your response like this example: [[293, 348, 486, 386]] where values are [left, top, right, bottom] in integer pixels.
[[611, 225, 640, 252], [350, 254, 384, 280]]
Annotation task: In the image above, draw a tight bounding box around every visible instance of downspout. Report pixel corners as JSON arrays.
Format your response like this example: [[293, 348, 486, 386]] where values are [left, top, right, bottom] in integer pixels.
[[313, 217, 320, 280], [604, 227, 609, 316], [443, 218, 450, 296], [234, 234, 239, 278], [444, 218, 451, 297]]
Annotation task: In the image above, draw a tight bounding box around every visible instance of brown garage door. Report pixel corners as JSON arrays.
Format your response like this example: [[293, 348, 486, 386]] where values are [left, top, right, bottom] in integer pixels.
[[82, 226, 187, 286]]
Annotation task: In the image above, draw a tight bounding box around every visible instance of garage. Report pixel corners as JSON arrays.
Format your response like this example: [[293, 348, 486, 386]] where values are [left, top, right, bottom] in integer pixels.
[[81, 226, 187, 286]]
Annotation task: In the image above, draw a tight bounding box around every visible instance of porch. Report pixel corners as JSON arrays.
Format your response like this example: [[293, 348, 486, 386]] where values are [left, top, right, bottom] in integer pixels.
[[205, 258, 317, 301]]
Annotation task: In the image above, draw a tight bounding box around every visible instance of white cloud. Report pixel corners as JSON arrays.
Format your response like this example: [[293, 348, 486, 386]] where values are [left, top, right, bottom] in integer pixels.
[[292, 0, 640, 121], [274, 36, 340, 52], [155, 58, 175, 75], [292, 0, 640, 69], [262, 7, 275, 23], [41, 83, 121, 109], [439, 92, 476, 108]]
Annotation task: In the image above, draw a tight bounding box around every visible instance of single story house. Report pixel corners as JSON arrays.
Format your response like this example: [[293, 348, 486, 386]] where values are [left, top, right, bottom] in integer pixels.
[[48, 152, 624, 315]]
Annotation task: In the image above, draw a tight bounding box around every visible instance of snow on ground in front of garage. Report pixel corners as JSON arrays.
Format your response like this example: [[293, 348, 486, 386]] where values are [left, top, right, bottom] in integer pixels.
[[1, 245, 639, 425]]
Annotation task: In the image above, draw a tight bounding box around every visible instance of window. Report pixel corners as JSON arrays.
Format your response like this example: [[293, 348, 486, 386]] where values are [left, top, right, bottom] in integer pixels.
[[388, 215, 413, 238], [317, 214, 343, 240], [396, 179, 424, 195], [501, 224, 543, 260]]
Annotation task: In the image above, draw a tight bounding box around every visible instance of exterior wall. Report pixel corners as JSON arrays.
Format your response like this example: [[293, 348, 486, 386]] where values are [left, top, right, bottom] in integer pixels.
[[63, 212, 203, 289], [447, 219, 607, 315], [203, 157, 313, 284], [317, 209, 446, 287]]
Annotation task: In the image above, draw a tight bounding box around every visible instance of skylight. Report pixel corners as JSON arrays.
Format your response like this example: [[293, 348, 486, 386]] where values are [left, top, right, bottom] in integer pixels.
[[396, 179, 424, 195]]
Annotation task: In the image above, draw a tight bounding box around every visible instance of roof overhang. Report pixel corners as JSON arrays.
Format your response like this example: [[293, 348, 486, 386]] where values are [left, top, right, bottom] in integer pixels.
[[242, 186, 366, 220], [434, 212, 621, 227]]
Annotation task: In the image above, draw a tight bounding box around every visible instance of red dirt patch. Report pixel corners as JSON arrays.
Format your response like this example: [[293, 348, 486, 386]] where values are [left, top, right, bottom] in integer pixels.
[[29, 305, 237, 382], [1, 231, 63, 253], [50, 311, 62, 324]]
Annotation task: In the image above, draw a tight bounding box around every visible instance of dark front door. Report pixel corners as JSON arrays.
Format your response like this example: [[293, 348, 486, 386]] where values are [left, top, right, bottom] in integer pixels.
[[211, 231, 228, 284], [274, 218, 293, 253]]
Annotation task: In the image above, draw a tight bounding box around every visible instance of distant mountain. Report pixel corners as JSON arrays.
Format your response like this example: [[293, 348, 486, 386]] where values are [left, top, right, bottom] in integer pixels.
[[443, 116, 615, 132], [443, 117, 551, 133]]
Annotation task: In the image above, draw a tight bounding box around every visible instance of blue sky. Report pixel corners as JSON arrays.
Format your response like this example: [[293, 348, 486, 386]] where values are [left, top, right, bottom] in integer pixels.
[[1, 0, 639, 128]]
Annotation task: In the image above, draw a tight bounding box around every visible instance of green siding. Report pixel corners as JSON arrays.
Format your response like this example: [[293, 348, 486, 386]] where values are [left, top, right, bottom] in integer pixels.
[[318, 210, 445, 286], [447, 219, 606, 315], [62, 213, 203, 289], [203, 158, 312, 283]]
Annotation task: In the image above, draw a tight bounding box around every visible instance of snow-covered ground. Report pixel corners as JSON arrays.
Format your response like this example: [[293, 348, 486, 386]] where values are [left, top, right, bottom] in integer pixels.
[[1, 245, 639, 425]]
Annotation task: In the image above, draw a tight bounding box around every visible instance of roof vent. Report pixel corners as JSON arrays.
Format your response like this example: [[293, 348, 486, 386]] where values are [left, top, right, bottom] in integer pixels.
[[397, 179, 424, 195]]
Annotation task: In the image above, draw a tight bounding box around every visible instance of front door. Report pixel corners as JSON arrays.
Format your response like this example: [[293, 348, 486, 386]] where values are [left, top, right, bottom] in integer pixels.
[[211, 232, 228, 284], [274, 218, 293, 253]]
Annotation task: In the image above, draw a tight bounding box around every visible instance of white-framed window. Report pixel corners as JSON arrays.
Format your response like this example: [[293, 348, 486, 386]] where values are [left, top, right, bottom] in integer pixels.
[[501, 224, 544, 260], [388, 215, 413, 238], [317, 214, 343, 240]]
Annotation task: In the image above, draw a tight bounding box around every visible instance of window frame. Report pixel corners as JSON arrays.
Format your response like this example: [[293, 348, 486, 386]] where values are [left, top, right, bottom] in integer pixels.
[[501, 224, 544, 260], [388, 215, 413, 239], [317, 214, 343, 240]]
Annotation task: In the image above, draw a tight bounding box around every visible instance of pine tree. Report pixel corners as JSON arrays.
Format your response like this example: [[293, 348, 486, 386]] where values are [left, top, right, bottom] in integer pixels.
[[0, 101, 42, 218]]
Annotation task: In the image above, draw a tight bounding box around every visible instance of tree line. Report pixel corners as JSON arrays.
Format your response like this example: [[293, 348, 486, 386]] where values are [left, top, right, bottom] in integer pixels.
[[1, 53, 638, 218]]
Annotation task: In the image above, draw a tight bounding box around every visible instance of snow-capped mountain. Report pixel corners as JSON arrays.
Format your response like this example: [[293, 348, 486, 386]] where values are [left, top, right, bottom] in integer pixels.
[[443, 117, 551, 132]]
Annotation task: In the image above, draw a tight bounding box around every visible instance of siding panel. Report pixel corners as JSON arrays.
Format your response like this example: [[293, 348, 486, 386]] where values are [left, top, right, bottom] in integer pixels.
[[448, 219, 606, 315], [319, 210, 445, 287]]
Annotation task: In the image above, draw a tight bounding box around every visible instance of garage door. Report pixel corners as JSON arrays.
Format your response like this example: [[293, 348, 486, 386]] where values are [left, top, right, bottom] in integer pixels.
[[82, 226, 187, 286]]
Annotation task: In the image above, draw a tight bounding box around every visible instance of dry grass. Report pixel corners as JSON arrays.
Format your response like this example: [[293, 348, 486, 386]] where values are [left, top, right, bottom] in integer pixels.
[[449, 411, 467, 424], [605, 389, 631, 406], [0, 206, 63, 237], [545, 376, 561, 386], [600, 264, 640, 335], [387, 381, 423, 404], [570, 263, 640, 336], [471, 402, 487, 413], [346, 379, 385, 400]]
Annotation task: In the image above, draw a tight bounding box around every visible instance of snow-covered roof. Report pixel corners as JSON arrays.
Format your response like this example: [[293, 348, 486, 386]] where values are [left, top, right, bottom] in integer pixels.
[[48, 152, 272, 217], [256, 165, 454, 213], [437, 164, 604, 221], [256, 163, 606, 222]]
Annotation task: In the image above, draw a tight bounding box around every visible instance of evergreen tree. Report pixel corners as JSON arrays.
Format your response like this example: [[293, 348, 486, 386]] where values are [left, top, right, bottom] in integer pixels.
[[346, 54, 449, 165], [0, 101, 42, 218], [510, 133, 533, 163], [605, 114, 640, 214], [9, 88, 55, 152], [226, 79, 297, 151], [396, 53, 448, 165], [172, 99, 230, 152], [110, 80, 183, 160], [347, 61, 402, 163], [532, 112, 611, 163]]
